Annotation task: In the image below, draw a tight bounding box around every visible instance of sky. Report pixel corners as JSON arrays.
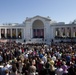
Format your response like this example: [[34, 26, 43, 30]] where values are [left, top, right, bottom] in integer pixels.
[[0, 0, 76, 24]]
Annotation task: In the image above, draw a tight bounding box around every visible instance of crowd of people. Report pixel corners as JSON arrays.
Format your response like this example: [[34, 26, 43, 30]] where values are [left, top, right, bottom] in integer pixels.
[[0, 41, 76, 75]]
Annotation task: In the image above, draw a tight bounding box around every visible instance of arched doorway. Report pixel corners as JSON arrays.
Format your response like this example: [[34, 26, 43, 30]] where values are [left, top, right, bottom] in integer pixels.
[[32, 20, 44, 38]]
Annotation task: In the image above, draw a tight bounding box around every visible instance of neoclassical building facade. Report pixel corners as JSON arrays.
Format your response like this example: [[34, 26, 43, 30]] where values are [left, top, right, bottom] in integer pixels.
[[0, 15, 76, 44]]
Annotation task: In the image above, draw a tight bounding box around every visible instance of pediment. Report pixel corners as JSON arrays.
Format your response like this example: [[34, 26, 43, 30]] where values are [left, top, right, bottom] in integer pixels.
[[25, 15, 51, 21]]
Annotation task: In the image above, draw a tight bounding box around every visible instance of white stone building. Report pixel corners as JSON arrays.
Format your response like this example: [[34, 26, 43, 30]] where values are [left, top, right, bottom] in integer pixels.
[[0, 15, 76, 44]]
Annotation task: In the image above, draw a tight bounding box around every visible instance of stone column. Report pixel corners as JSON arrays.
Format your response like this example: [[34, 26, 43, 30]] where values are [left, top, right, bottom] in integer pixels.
[[20, 28, 22, 39], [21, 28, 25, 39], [60, 28, 62, 37], [44, 27, 46, 41], [0, 28, 1, 39], [16, 28, 18, 38], [73, 32, 75, 37], [55, 28, 57, 36], [24, 28, 25, 39], [59, 28, 61, 37], [31, 27, 33, 38], [11, 29, 12, 38], [71, 27, 74, 37], [73, 27, 75, 37], [5, 28, 7, 38], [61, 28, 65, 37], [30, 27, 31, 38], [65, 27, 67, 37]]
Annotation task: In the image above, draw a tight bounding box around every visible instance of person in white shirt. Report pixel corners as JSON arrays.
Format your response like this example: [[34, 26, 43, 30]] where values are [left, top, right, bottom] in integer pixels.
[[56, 65, 64, 75], [52, 55, 56, 61], [42, 54, 47, 63]]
